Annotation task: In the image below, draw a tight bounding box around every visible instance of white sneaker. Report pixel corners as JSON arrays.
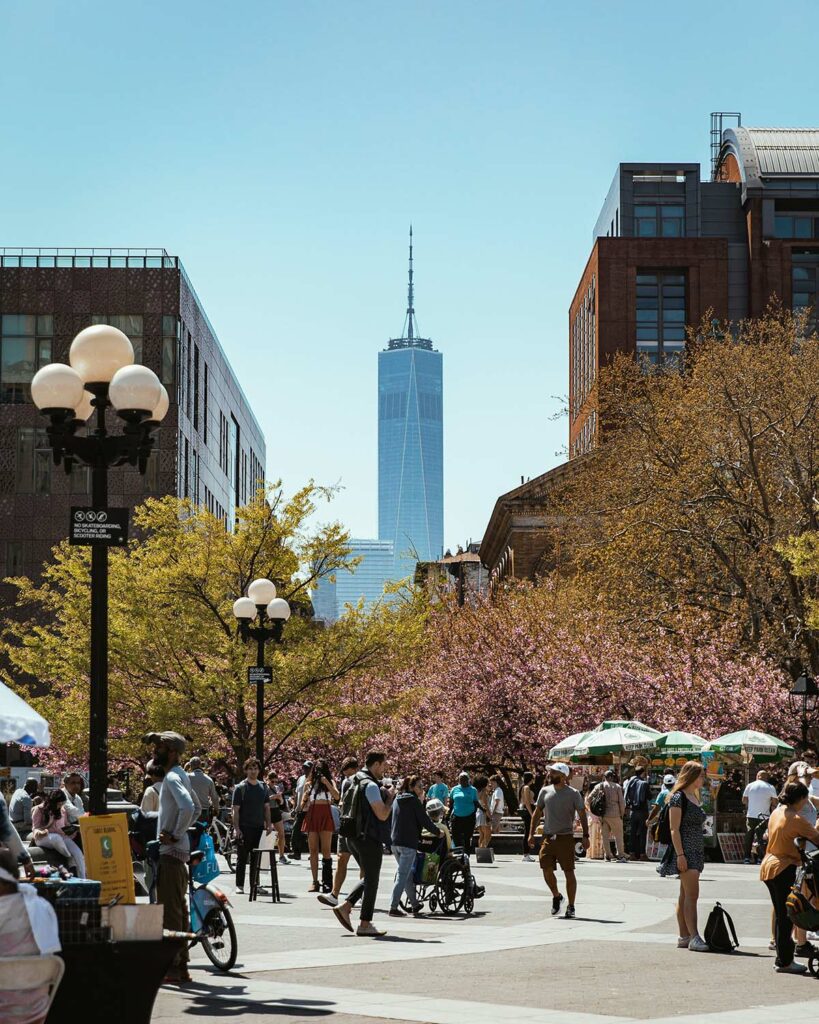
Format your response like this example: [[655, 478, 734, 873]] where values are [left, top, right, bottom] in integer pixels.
[[677, 935, 692, 948], [522, 854, 534, 862], [775, 962, 808, 974], [688, 935, 709, 952], [235, 886, 244, 894], [317, 892, 339, 907]]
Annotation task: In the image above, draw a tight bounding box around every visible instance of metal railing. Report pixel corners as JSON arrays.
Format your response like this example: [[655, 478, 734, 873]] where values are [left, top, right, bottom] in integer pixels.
[[0, 247, 178, 269]]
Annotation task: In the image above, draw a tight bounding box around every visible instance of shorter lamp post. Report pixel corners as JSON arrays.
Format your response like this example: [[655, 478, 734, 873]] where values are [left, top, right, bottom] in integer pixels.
[[789, 673, 819, 754], [30, 325, 168, 814], [233, 578, 291, 763]]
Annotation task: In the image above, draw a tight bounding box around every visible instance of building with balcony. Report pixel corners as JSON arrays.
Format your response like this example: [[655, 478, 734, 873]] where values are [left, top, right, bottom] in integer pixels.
[[0, 247, 265, 588]]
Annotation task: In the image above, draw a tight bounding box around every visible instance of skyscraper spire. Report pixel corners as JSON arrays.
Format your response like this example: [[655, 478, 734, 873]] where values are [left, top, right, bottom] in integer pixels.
[[407, 225, 414, 341]]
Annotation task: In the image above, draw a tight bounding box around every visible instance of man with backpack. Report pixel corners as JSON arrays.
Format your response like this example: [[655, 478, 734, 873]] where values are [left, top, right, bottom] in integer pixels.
[[331, 750, 395, 937], [625, 766, 651, 860], [589, 770, 626, 862]]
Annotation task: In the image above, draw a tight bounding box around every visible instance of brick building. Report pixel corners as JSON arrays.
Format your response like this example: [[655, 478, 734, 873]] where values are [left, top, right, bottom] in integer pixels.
[[0, 248, 265, 590], [414, 543, 488, 606]]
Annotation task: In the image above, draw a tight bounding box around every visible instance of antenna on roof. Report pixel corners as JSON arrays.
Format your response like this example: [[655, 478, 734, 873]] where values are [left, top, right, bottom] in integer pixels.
[[710, 112, 742, 180]]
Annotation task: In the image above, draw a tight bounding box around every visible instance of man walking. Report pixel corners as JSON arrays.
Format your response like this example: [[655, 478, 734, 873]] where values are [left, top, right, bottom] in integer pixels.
[[319, 756, 359, 908], [449, 771, 479, 854], [231, 757, 272, 894], [426, 771, 449, 806], [331, 751, 395, 937], [625, 766, 651, 860], [742, 769, 777, 864], [187, 757, 220, 822], [528, 762, 589, 919], [144, 730, 197, 985], [596, 770, 626, 862]]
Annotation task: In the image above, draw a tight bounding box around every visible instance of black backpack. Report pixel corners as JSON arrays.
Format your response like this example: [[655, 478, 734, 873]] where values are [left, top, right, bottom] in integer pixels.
[[339, 771, 369, 840], [589, 784, 608, 819], [704, 902, 739, 953], [654, 791, 685, 845]]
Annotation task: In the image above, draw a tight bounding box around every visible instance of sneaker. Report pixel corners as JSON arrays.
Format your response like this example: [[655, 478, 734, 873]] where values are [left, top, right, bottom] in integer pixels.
[[333, 905, 354, 933], [255, 886, 269, 896], [688, 935, 710, 952], [768, 940, 776, 950], [564, 904, 576, 919], [318, 892, 339, 907], [617, 856, 628, 863], [234, 887, 244, 894], [388, 907, 406, 918], [356, 923, 386, 937], [412, 905, 425, 917], [279, 855, 290, 865], [551, 894, 564, 916], [775, 962, 808, 974], [743, 858, 751, 865], [795, 942, 816, 958], [677, 936, 692, 948], [522, 854, 534, 862]]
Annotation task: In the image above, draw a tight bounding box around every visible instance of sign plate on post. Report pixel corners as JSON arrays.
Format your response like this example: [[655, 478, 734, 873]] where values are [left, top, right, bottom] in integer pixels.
[[248, 666, 273, 685], [70, 507, 129, 546]]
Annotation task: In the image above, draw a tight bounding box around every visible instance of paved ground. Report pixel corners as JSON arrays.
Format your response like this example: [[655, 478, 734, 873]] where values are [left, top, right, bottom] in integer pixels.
[[153, 852, 819, 1023]]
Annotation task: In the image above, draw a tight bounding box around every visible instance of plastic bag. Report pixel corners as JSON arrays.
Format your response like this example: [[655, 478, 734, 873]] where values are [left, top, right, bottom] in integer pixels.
[[191, 832, 220, 885], [258, 830, 278, 851]]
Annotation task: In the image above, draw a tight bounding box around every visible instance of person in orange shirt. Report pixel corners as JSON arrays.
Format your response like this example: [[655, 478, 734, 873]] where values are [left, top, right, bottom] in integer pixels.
[[760, 781, 819, 974]]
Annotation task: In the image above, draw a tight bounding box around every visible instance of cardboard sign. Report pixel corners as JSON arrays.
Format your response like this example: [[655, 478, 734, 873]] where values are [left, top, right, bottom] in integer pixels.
[[79, 812, 136, 905]]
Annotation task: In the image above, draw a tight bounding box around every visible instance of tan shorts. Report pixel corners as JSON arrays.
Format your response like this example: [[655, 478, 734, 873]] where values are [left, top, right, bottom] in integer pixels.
[[539, 833, 576, 872]]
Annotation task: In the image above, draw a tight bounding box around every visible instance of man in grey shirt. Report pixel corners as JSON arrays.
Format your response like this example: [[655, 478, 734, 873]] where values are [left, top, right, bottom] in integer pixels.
[[187, 757, 220, 821], [145, 730, 197, 984], [9, 778, 39, 835], [528, 762, 589, 919]]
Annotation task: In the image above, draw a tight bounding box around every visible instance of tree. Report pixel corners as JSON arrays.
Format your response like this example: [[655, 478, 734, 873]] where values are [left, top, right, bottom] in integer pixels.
[[550, 309, 819, 674], [1, 484, 426, 772]]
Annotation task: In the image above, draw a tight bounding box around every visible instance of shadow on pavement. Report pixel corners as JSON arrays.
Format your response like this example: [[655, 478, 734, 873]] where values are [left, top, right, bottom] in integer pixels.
[[167, 981, 336, 1017]]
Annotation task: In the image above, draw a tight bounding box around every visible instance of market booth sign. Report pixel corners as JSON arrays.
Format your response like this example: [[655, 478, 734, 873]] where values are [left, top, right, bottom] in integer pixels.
[[79, 812, 135, 904]]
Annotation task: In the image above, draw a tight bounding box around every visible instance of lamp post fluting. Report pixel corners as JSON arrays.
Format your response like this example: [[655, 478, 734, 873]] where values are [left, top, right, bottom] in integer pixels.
[[233, 578, 291, 763], [30, 325, 168, 814]]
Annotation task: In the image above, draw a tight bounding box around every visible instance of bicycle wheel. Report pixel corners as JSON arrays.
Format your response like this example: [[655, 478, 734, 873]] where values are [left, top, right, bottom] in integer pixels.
[[200, 907, 238, 971]]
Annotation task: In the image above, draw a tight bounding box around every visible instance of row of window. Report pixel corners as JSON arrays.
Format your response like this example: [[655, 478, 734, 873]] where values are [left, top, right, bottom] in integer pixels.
[[636, 272, 686, 365], [634, 204, 685, 238], [379, 390, 442, 421], [571, 277, 595, 418], [571, 410, 597, 458]]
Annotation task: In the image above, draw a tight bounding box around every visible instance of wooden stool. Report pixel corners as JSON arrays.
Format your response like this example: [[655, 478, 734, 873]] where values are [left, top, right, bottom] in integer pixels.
[[249, 848, 280, 902]]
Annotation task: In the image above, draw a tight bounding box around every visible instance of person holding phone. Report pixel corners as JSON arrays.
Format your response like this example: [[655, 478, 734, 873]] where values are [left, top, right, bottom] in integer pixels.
[[301, 758, 340, 893]]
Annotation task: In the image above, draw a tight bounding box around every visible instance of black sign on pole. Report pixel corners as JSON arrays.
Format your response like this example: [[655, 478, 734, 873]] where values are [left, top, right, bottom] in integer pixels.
[[69, 507, 130, 547], [248, 666, 273, 685]]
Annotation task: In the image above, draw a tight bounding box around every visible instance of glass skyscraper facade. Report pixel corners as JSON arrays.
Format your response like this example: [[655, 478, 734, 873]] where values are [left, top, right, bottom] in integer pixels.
[[311, 538, 395, 624], [378, 230, 443, 579]]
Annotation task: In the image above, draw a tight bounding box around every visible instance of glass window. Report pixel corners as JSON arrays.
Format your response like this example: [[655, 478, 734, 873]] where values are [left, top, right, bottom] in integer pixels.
[[635, 271, 687, 366], [161, 316, 177, 387], [90, 315, 143, 362], [1, 314, 53, 403], [795, 217, 813, 239], [792, 253, 819, 329], [16, 427, 51, 494], [6, 541, 25, 575]]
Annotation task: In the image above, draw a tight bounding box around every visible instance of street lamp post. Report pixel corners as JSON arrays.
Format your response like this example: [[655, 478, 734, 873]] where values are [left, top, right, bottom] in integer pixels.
[[789, 673, 819, 754], [30, 325, 168, 814], [232, 578, 291, 763]]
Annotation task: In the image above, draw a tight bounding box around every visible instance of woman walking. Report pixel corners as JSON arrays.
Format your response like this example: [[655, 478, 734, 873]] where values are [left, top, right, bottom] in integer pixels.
[[659, 761, 708, 951], [474, 776, 492, 849], [31, 790, 86, 878], [389, 776, 441, 917], [300, 759, 339, 893], [519, 772, 536, 861], [760, 781, 819, 974]]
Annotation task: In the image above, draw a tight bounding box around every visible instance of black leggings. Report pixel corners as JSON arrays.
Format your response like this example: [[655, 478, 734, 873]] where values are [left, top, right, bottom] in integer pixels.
[[520, 809, 532, 855], [765, 864, 797, 968], [346, 837, 383, 922], [451, 813, 476, 854]]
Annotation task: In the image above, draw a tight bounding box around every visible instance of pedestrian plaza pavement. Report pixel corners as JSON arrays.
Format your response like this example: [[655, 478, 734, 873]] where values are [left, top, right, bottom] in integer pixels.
[[154, 854, 819, 1023]]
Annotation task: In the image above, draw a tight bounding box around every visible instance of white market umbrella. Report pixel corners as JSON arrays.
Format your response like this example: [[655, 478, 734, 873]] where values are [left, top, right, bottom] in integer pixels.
[[0, 680, 50, 747], [573, 726, 657, 758], [548, 731, 596, 760]]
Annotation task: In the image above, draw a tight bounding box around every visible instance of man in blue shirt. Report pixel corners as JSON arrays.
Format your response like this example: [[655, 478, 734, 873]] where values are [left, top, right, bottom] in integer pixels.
[[426, 772, 449, 806], [448, 771, 479, 854]]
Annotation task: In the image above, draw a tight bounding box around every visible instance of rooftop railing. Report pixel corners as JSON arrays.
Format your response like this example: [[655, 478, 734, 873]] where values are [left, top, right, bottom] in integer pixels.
[[0, 247, 178, 269]]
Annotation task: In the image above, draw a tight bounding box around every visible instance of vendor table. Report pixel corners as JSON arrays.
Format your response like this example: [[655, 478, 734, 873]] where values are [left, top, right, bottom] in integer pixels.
[[46, 938, 184, 1024]]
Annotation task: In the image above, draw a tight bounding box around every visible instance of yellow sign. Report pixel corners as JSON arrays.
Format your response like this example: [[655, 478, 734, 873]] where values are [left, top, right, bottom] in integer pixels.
[[79, 812, 135, 905]]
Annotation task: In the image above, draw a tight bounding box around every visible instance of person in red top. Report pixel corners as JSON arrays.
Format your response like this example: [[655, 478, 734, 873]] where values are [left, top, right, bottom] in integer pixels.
[[759, 781, 819, 974]]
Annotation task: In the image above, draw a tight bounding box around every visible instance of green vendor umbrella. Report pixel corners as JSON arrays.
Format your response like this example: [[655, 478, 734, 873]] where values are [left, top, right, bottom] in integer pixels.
[[597, 719, 662, 737], [572, 726, 658, 758], [655, 730, 709, 754], [548, 731, 597, 760], [706, 729, 795, 762]]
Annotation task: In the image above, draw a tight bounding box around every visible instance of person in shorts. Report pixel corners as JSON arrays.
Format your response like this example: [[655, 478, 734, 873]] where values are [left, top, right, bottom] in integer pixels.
[[528, 762, 589, 919], [266, 772, 289, 865], [319, 756, 359, 908]]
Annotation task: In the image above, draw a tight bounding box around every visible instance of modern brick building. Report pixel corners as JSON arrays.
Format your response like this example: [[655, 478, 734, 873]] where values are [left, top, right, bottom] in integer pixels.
[[0, 247, 265, 589], [483, 117, 819, 586]]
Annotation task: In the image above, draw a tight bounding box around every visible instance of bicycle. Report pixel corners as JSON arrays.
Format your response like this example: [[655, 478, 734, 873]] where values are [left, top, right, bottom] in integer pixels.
[[207, 815, 236, 871], [187, 843, 237, 971]]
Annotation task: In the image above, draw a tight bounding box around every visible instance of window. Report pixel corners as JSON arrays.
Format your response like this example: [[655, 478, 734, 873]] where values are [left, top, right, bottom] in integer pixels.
[[634, 205, 685, 238], [6, 541, 25, 575], [161, 315, 177, 387], [193, 344, 200, 432], [218, 412, 229, 474], [775, 215, 814, 239], [793, 253, 819, 329], [90, 315, 142, 362], [379, 392, 408, 419], [1, 315, 53, 403], [202, 363, 209, 443], [183, 437, 189, 499], [16, 428, 50, 493], [186, 331, 193, 422], [636, 272, 686, 366], [571, 276, 596, 420]]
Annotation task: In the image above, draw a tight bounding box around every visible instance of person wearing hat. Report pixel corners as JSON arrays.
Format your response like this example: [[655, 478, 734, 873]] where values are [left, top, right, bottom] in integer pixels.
[[528, 763, 589, 918], [647, 774, 676, 864], [144, 731, 197, 984]]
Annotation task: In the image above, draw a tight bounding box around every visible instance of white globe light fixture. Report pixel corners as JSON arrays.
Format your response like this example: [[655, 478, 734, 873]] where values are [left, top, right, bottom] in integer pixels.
[[73, 389, 95, 422], [69, 324, 134, 384], [266, 597, 291, 621], [150, 383, 170, 423], [31, 363, 86, 412], [232, 597, 257, 621], [247, 578, 277, 606], [109, 364, 163, 417]]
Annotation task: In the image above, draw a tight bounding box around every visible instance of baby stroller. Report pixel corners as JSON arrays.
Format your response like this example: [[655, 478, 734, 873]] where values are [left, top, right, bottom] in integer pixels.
[[786, 847, 819, 979], [400, 834, 485, 916]]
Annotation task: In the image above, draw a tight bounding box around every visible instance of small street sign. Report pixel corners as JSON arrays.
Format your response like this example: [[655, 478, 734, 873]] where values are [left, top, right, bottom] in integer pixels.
[[69, 507, 130, 547], [248, 666, 273, 685]]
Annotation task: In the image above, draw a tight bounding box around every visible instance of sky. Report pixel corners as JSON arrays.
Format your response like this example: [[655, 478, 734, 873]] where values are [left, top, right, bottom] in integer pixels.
[[1, 0, 817, 550]]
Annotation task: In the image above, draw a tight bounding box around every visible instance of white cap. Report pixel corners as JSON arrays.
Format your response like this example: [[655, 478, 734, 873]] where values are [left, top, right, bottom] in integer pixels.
[[663, 774, 676, 786], [548, 762, 571, 778]]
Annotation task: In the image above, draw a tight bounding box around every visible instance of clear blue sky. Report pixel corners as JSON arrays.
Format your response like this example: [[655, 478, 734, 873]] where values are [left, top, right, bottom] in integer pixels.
[[1, 1, 816, 549]]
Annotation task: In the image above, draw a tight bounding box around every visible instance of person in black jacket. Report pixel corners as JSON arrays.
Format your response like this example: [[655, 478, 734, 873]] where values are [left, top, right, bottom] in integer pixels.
[[389, 775, 440, 917]]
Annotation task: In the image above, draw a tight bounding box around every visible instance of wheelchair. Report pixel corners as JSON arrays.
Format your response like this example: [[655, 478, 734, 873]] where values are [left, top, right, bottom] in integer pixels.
[[399, 837, 484, 916]]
